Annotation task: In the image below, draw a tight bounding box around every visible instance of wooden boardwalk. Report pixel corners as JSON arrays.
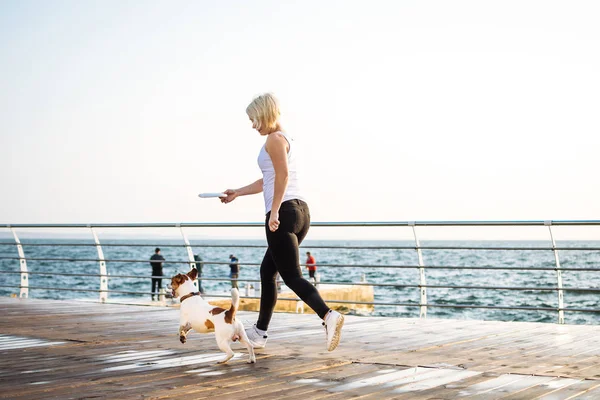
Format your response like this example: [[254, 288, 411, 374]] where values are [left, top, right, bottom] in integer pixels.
[[1, 298, 600, 399]]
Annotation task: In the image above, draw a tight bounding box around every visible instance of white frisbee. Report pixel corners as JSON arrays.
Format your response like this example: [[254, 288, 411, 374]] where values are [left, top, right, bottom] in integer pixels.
[[198, 192, 227, 198]]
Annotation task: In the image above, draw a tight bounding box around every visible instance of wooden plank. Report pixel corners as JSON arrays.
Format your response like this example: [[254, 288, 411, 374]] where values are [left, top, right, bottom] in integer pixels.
[[234, 362, 385, 400], [374, 372, 499, 400], [488, 376, 577, 399], [521, 378, 599, 399], [136, 357, 349, 400], [453, 374, 533, 398], [186, 360, 354, 400], [568, 384, 600, 400]]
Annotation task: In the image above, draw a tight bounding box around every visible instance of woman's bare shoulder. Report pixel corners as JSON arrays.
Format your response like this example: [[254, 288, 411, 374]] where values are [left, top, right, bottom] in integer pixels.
[[265, 131, 288, 149], [267, 131, 286, 141]]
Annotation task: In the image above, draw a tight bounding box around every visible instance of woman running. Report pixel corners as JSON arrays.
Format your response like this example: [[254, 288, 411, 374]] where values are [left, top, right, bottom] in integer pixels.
[[220, 93, 344, 352]]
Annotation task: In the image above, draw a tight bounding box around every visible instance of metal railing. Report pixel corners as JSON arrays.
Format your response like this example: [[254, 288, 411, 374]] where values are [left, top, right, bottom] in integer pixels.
[[1, 220, 599, 324]]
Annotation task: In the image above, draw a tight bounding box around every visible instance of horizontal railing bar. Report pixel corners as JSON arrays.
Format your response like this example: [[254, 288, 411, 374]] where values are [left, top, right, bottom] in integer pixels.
[[2, 284, 599, 313], [170, 245, 600, 251], [420, 303, 596, 312], [1, 257, 599, 272], [1, 270, 599, 292], [354, 266, 600, 272], [0, 285, 159, 296], [297, 283, 600, 292], [299, 264, 600, 272], [0, 243, 192, 248], [416, 246, 600, 251], [0, 270, 172, 279], [423, 303, 600, 312], [420, 285, 600, 292], [0, 270, 255, 281], [0, 257, 256, 266], [1, 242, 599, 251], [2, 220, 600, 229], [0, 256, 202, 264]]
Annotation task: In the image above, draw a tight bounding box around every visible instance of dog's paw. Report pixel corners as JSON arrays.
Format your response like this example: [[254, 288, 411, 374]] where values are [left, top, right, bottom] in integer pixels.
[[179, 336, 187, 344], [247, 357, 256, 364], [217, 355, 234, 364]]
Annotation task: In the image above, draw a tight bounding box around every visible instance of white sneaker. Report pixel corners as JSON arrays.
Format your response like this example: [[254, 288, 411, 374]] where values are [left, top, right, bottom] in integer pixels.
[[323, 310, 344, 351], [245, 324, 268, 349]]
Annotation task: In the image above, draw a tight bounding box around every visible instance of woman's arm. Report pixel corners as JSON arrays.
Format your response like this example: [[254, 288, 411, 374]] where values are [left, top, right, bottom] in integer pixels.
[[265, 133, 290, 231], [236, 179, 264, 196], [221, 179, 263, 204]]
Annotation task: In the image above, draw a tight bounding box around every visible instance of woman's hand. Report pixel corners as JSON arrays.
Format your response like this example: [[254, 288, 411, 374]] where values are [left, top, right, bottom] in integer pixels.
[[268, 211, 280, 232], [221, 189, 239, 204]]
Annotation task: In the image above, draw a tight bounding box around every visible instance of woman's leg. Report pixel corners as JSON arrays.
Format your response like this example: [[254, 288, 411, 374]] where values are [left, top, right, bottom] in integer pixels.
[[267, 201, 330, 319], [256, 248, 278, 331]]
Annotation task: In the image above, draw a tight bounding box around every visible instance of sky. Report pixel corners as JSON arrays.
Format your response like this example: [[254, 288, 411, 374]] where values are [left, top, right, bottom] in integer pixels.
[[1, 1, 599, 240]]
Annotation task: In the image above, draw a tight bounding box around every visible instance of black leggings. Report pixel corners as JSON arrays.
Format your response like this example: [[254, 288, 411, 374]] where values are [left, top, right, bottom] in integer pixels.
[[256, 199, 330, 331]]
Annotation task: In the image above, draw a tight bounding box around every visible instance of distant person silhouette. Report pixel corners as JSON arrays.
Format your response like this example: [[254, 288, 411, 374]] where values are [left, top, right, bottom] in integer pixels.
[[229, 254, 239, 289], [306, 251, 317, 284], [193, 253, 205, 294], [149, 247, 165, 301]]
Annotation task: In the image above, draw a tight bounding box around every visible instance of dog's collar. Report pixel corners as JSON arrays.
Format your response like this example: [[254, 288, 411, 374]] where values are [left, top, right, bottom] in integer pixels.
[[180, 292, 201, 303]]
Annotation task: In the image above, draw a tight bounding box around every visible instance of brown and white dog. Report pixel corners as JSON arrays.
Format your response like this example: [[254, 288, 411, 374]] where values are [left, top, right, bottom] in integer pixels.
[[170, 268, 256, 364]]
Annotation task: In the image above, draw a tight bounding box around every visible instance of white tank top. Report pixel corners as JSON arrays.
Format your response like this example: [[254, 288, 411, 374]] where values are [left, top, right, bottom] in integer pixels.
[[258, 131, 306, 214]]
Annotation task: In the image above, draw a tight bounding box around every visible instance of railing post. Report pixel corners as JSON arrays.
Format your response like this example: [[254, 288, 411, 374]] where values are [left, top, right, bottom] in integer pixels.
[[10, 227, 28, 298], [545, 221, 565, 324], [410, 222, 427, 318], [90, 226, 108, 303], [179, 225, 198, 292]]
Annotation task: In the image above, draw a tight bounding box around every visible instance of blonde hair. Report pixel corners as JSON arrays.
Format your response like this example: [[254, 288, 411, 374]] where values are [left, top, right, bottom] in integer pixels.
[[246, 93, 280, 132]]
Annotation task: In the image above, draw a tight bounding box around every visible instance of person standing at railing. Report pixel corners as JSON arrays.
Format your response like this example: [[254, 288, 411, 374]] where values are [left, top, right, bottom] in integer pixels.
[[149, 247, 165, 301], [220, 92, 344, 353], [193, 253, 205, 294], [305, 251, 317, 284], [229, 254, 239, 289]]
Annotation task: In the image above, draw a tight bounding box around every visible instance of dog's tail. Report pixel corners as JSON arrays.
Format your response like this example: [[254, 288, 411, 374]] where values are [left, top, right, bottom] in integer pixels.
[[227, 288, 239, 323]]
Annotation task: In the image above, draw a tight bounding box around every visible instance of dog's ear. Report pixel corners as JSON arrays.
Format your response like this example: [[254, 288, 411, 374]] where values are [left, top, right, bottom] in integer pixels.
[[187, 267, 198, 281], [171, 274, 186, 288]]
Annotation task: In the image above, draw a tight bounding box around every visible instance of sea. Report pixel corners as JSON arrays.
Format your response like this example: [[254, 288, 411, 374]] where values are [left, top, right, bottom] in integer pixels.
[[1, 239, 599, 325]]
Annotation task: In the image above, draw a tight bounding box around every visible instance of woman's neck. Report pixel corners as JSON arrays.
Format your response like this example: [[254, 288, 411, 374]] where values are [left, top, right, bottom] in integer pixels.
[[267, 125, 283, 135]]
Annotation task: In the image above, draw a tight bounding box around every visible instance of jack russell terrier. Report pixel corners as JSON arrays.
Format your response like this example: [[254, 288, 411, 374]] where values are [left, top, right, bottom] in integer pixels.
[[170, 268, 256, 364]]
